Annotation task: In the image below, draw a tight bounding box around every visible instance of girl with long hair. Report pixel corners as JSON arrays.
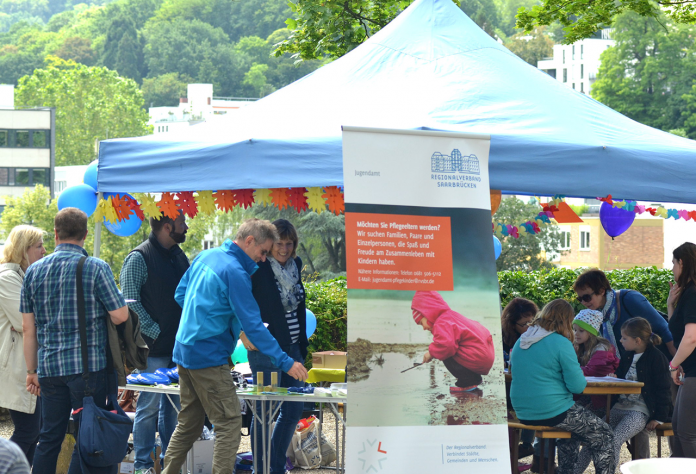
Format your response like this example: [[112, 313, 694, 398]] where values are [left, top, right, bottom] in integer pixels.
[[510, 299, 614, 474]]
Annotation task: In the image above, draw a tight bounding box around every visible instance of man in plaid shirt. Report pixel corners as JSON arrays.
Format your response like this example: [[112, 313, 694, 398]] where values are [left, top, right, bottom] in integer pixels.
[[21, 208, 128, 474]]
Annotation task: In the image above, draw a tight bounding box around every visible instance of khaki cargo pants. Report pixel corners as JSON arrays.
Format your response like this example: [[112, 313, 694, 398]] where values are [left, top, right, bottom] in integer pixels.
[[162, 365, 242, 474]]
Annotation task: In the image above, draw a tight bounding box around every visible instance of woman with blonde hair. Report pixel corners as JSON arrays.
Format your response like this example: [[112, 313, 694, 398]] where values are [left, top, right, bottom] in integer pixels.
[[0, 225, 46, 465], [510, 299, 615, 474]]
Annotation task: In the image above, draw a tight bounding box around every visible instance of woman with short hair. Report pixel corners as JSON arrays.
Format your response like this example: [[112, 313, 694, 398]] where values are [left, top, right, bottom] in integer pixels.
[[0, 225, 46, 465]]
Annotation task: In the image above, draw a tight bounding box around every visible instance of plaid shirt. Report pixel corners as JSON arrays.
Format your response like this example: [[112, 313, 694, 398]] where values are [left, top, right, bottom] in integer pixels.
[[20, 244, 125, 378], [120, 251, 159, 340]]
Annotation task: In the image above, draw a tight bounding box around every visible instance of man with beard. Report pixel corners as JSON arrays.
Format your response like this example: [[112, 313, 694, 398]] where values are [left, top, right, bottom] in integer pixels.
[[121, 210, 189, 474]]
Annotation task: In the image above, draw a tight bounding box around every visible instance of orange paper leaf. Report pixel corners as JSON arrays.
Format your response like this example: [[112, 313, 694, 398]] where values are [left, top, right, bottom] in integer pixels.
[[214, 190, 236, 212], [323, 186, 344, 215], [157, 192, 180, 220], [270, 188, 290, 211], [176, 192, 198, 218], [234, 189, 255, 209]]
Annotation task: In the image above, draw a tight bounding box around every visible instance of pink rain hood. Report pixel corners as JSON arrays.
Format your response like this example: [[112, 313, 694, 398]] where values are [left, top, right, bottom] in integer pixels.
[[412, 291, 495, 374]]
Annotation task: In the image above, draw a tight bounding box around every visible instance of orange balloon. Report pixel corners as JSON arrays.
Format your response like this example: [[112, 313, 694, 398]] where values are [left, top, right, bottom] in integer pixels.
[[490, 189, 502, 215]]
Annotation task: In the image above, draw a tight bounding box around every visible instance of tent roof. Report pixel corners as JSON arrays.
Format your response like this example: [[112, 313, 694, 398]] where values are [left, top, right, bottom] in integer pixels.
[[98, 0, 696, 203]]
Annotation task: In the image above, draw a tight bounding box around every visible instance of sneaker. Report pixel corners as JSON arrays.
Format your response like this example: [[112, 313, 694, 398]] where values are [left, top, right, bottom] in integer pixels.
[[135, 469, 156, 474]]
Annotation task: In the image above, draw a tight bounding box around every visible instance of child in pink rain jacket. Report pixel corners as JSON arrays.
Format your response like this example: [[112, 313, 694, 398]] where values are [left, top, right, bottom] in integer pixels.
[[412, 291, 495, 393]]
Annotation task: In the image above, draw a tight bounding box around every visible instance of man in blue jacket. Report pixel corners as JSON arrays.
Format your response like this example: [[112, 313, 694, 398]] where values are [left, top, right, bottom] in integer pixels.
[[162, 218, 308, 474]]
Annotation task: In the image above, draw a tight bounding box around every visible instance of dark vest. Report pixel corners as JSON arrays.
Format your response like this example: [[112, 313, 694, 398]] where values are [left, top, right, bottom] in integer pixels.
[[252, 257, 308, 359], [132, 233, 189, 357]]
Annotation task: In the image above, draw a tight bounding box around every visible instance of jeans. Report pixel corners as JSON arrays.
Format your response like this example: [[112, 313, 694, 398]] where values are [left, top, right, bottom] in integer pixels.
[[162, 365, 242, 474], [133, 356, 180, 470], [442, 357, 483, 388], [9, 397, 41, 466], [248, 344, 305, 474], [33, 370, 108, 474], [673, 377, 696, 458]]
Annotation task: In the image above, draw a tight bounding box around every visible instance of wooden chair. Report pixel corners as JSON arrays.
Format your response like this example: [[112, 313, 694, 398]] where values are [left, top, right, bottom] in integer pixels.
[[509, 421, 571, 474], [656, 423, 673, 458]]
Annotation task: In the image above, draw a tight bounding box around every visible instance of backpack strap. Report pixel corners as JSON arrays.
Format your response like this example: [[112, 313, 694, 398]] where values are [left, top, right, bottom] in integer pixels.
[[76, 256, 92, 396]]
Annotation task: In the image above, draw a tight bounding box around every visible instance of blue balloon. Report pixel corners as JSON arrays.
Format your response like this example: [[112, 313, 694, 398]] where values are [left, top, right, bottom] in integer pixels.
[[57, 184, 97, 217], [83, 160, 98, 189], [104, 192, 143, 237], [493, 235, 502, 260], [306, 309, 317, 339], [600, 201, 635, 238]]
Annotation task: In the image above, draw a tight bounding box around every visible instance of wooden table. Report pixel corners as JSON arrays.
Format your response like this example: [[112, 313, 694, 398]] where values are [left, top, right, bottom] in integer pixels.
[[505, 373, 643, 423]]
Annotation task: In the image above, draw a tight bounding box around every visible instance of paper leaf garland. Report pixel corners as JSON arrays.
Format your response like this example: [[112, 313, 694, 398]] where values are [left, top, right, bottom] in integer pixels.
[[270, 188, 290, 211], [214, 190, 236, 212], [323, 186, 344, 215], [234, 189, 255, 209], [111, 194, 133, 222], [157, 192, 180, 220], [103, 197, 119, 224], [288, 187, 309, 212], [196, 191, 216, 215], [254, 188, 272, 207], [122, 195, 145, 221], [176, 192, 198, 218], [305, 187, 326, 214], [140, 194, 161, 220], [94, 198, 107, 222]]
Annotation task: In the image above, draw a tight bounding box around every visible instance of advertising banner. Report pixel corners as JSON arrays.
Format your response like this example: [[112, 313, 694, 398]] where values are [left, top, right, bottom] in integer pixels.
[[343, 127, 509, 473]]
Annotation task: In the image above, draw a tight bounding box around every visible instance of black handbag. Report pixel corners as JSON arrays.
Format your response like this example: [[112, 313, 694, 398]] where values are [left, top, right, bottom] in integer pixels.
[[74, 256, 133, 470]]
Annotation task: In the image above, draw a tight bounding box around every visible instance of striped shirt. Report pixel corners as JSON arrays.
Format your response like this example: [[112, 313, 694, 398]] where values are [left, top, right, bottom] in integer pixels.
[[0, 439, 29, 474], [20, 244, 125, 378], [282, 285, 304, 344]]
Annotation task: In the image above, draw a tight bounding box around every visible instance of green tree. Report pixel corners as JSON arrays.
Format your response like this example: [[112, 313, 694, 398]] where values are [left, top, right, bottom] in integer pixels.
[[0, 185, 57, 252], [516, 0, 696, 44], [493, 196, 564, 272], [242, 63, 275, 97], [591, 12, 696, 133], [54, 36, 97, 65], [16, 56, 152, 166], [504, 26, 553, 66], [101, 14, 145, 82], [461, 0, 500, 37], [141, 72, 192, 107], [0, 50, 43, 84]]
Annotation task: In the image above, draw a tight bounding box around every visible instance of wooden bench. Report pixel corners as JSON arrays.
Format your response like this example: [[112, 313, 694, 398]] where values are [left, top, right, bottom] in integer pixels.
[[509, 422, 571, 474], [656, 423, 673, 458]]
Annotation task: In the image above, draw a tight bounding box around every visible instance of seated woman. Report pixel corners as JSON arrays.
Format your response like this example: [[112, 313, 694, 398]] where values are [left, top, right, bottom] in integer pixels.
[[510, 299, 615, 474], [243, 219, 308, 474], [501, 298, 539, 460]]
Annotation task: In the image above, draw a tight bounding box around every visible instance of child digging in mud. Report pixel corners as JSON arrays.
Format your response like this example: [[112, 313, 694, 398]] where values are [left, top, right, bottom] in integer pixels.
[[411, 290, 495, 394]]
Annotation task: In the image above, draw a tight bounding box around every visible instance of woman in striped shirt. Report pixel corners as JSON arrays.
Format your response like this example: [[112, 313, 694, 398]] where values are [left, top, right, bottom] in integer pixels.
[[246, 219, 308, 474]]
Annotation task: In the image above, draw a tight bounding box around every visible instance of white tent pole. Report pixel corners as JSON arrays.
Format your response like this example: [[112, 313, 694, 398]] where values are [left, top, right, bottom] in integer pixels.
[[93, 192, 102, 258]]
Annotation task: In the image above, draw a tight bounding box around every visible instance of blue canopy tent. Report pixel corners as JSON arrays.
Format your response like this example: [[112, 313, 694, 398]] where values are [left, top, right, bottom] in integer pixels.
[[98, 0, 696, 203]]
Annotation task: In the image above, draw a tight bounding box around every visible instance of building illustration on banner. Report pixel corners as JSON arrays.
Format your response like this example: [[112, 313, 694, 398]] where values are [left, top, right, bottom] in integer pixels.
[[431, 149, 480, 174]]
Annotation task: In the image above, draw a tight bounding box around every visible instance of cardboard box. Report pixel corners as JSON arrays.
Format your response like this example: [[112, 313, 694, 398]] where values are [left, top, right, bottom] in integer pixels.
[[312, 351, 347, 369], [191, 438, 215, 474], [118, 462, 134, 474]]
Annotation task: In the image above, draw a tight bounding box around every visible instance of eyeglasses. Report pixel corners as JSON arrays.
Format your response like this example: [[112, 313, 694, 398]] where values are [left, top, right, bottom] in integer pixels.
[[576, 292, 596, 303], [516, 321, 531, 328]]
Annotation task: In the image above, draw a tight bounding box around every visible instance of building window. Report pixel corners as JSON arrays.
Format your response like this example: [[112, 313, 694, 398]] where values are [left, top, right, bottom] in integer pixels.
[[572, 83, 576, 89], [0, 130, 6, 147], [203, 240, 214, 250], [32, 130, 47, 147], [55, 180, 67, 192], [15, 131, 29, 147], [580, 64, 584, 79], [580, 82, 585, 93], [572, 45, 575, 60], [580, 226, 591, 251], [559, 226, 571, 250], [562, 50, 565, 64], [0, 168, 8, 185], [11, 168, 50, 187], [581, 44, 584, 59], [563, 69, 567, 82]]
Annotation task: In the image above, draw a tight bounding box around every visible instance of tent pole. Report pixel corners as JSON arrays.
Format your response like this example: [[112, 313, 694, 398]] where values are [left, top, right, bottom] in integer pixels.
[[94, 192, 102, 258]]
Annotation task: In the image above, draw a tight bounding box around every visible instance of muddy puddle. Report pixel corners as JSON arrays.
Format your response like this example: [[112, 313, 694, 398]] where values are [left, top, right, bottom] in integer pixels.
[[348, 342, 507, 427]]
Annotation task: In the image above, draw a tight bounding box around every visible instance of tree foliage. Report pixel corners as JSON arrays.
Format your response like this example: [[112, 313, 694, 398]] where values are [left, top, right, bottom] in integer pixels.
[[516, 0, 696, 44], [0, 185, 58, 252], [590, 12, 696, 133], [493, 197, 565, 272], [504, 26, 553, 66], [16, 56, 151, 166]]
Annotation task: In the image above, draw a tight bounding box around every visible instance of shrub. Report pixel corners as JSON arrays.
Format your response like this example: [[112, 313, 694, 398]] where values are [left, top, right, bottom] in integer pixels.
[[304, 277, 347, 366], [498, 266, 673, 313]]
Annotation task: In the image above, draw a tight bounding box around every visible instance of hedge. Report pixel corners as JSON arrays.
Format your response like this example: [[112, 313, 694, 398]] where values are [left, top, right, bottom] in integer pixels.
[[303, 268, 674, 365], [498, 267, 673, 313], [304, 277, 347, 365]]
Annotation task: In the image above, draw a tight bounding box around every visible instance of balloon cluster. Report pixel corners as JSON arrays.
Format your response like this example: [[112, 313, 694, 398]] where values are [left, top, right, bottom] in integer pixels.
[[56, 161, 143, 237]]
